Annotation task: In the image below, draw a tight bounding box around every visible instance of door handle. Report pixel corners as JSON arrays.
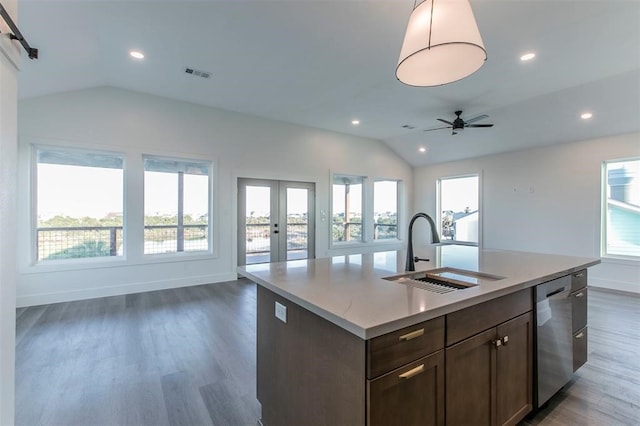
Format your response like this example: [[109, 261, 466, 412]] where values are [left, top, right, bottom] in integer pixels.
[[274, 230, 279, 234]]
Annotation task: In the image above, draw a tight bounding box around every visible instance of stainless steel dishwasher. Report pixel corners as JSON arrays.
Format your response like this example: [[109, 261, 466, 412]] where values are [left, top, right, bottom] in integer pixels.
[[535, 275, 573, 408]]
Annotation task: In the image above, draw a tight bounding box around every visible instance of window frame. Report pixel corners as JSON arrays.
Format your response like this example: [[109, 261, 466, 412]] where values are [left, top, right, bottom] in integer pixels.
[[32, 145, 126, 264], [601, 157, 640, 261], [143, 154, 213, 257], [436, 173, 481, 247]]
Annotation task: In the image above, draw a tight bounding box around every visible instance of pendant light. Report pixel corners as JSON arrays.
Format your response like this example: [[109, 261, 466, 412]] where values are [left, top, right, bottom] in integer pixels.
[[396, 0, 487, 87]]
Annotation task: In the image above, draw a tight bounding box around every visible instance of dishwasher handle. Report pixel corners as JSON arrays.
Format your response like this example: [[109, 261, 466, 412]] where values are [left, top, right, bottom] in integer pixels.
[[546, 287, 566, 298]]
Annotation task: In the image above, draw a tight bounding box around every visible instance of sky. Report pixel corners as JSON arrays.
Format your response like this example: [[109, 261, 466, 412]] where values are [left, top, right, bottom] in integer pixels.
[[38, 164, 209, 220], [440, 175, 479, 212]]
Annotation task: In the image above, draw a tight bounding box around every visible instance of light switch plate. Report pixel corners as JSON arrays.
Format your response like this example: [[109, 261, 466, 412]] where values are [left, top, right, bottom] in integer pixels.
[[275, 301, 287, 323]]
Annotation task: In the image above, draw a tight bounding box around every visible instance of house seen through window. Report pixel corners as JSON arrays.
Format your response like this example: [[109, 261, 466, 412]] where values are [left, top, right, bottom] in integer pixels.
[[36, 148, 124, 261], [437, 174, 479, 245], [603, 158, 640, 258]]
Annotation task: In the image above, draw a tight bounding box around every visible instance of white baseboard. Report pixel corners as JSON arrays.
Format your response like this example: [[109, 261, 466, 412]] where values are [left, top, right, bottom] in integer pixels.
[[16, 272, 238, 307], [589, 276, 640, 295]]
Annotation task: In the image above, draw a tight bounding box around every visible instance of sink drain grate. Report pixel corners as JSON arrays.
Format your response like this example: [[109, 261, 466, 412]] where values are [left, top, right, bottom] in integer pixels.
[[395, 277, 461, 294]]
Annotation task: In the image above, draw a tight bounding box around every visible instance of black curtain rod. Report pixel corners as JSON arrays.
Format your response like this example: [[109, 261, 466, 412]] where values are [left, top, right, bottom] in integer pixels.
[[0, 2, 38, 59]]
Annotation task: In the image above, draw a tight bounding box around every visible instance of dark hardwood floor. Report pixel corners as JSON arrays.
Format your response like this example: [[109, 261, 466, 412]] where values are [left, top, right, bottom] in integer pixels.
[[15, 281, 639, 426]]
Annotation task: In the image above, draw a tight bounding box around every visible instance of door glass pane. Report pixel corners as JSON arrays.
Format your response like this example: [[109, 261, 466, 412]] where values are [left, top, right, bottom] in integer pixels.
[[286, 188, 309, 260], [245, 186, 271, 264]]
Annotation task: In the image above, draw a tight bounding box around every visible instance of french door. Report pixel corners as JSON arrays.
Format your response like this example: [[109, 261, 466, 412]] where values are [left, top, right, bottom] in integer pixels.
[[238, 178, 315, 265]]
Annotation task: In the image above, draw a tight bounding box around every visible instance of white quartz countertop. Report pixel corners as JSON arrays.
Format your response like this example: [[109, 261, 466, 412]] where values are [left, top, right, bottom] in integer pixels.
[[238, 246, 600, 339]]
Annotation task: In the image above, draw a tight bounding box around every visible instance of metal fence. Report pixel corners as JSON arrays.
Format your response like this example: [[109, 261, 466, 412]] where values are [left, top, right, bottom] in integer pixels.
[[332, 222, 398, 242], [37, 224, 208, 260], [245, 222, 308, 255]]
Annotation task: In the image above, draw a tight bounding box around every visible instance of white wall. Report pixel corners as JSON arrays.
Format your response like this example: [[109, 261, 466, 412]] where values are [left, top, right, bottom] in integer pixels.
[[414, 132, 640, 293], [17, 87, 412, 306], [0, 0, 19, 422]]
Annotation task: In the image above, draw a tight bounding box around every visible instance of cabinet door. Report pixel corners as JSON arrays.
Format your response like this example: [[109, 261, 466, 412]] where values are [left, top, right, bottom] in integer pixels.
[[571, 287, 588, 333], [368, 350, 445, 426], [496, 312, 533, 426], [446, 328, 497, 426], [573, 327, 588, 371]]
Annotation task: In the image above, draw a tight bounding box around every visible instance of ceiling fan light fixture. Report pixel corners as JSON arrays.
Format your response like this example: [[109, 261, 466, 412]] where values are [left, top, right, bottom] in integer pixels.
[[396, 0, 487, 87]]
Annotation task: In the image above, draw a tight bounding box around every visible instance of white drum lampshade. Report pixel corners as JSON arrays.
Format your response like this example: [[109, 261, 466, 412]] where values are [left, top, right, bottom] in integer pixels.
[[396, 0, 487, 87]]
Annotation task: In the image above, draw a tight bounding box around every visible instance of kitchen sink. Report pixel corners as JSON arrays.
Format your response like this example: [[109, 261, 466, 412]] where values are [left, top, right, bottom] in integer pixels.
[[383, 267, 504, 294]]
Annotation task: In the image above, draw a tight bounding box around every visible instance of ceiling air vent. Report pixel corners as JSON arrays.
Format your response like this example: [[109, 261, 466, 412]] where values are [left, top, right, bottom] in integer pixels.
[[185, 67, 211, 79]]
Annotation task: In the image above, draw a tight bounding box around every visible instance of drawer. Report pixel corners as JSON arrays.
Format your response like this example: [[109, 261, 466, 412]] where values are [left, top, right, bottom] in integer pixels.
[[571, 269, 587, 292], [573, 327, 588, 372], [571, 287, 587, 333], [446, 288, 532, 346], [367, 316, 444, 379]]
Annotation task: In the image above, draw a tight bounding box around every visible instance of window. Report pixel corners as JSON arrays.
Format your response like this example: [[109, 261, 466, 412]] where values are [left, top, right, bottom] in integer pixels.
[[36, 148, 124, 261], [332, 175, 363, 243], [437, 174, 479, 245], [374, 180, 398, 240], [602, 158, 640, 258], [144, 156, 211, 254]]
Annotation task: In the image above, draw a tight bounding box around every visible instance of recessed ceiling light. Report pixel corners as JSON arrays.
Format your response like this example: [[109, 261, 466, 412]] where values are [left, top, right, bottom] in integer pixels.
[[351, 119, 360, 125], [580, 112, 593, 120], [419, 147, 427, 153], [129, 50, 144, 59], [520, 52, 536, 61]]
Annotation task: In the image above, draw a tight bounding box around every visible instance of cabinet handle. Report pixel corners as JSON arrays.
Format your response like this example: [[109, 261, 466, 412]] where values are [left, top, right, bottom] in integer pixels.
[[492, 339, 502, 348], [399, 328, 424, 341], [574, 272, 585, 278], [575, 332, 585, 339], [398, 364, 425, 380], [502, 335, 509, 345], [574, 292, 585, 298]]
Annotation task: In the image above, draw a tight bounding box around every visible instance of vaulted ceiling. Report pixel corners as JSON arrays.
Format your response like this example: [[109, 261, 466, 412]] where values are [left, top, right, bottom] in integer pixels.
[[16, 0, 640, 166]]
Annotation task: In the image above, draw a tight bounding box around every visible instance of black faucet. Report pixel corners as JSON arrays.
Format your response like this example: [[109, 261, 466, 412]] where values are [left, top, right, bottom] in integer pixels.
[[405, 212, 441, 271]]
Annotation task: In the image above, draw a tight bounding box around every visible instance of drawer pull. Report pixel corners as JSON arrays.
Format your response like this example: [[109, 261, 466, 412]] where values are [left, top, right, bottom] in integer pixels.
[[398, 364, 425, 380], [574, 292, 585, 298], [575, 332, 585, 339], [399, 328, 424, 341], [574, 272, 585, 278]]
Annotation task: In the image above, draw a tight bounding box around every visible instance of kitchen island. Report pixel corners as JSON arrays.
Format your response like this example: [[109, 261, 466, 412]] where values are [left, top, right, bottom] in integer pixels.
[[238, 246, 600, 426]]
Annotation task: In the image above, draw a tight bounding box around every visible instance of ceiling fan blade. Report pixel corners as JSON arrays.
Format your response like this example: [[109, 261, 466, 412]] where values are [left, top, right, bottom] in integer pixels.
[[423, 126, 451, 132], [437, 118, 454, 125], [466, 124, 494, 128], [464, 114, 489, 124]]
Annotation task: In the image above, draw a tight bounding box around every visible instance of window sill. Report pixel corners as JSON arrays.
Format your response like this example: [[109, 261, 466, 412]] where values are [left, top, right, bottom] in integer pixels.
[[600, 256, 639, 266], [438, 241, 478, 247], [21, 251, 217, 274]]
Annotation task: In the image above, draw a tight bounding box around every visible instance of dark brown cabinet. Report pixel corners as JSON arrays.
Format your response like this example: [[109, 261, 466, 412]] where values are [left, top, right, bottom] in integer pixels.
[[368, 350, 445, 426], [445, 289, 533, 426], [366, 317, 445, 426]]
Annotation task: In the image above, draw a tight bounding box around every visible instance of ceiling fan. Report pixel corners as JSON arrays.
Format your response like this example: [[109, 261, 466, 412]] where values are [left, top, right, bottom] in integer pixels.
[[424, 110, 494, 135]]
